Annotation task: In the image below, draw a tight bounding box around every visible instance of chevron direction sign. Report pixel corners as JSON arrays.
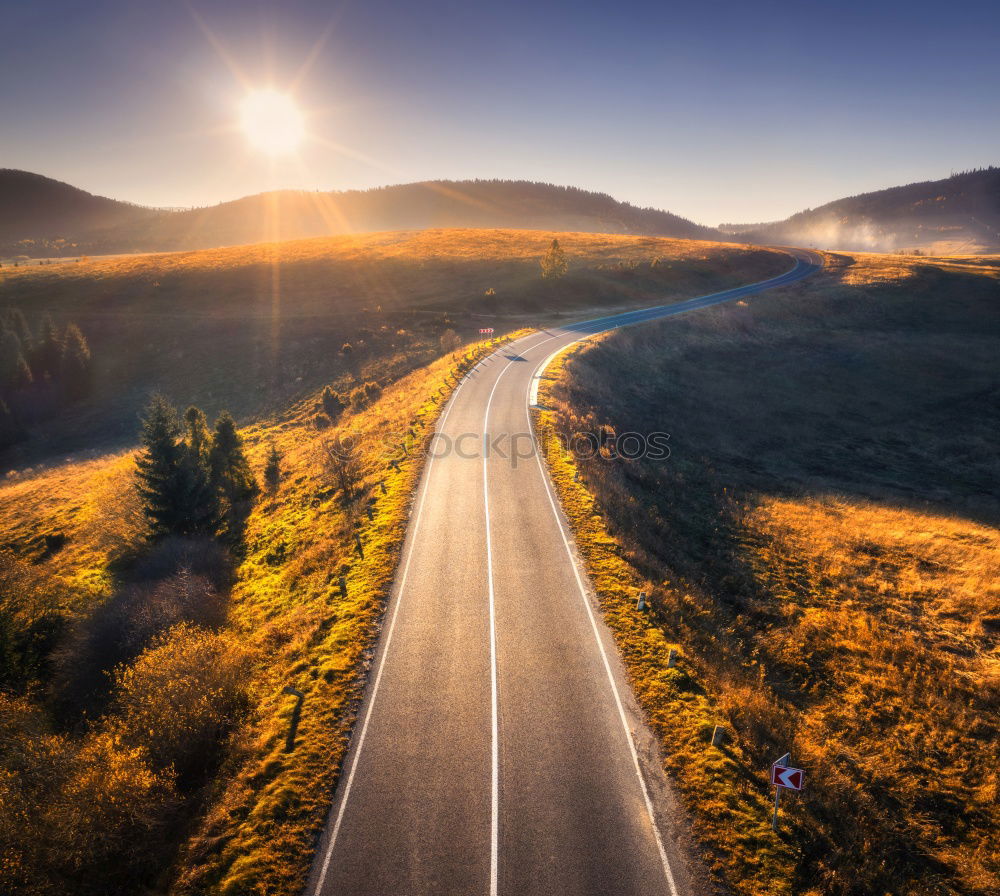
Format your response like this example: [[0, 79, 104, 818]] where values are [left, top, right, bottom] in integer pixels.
[[771, 764, 805, 791]]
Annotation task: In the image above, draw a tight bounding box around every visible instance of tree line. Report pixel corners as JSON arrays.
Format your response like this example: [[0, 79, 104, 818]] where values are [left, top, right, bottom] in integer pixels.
[[0, 307, 93, 448]]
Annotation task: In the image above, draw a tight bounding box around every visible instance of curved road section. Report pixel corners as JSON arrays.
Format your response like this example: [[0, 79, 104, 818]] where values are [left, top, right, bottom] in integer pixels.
[[307, 248, 822, 896]]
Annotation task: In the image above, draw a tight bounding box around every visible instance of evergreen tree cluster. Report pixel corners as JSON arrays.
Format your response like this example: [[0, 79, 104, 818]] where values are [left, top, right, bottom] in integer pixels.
[[136, 396, 258, 541], [0, 307, 93, 448]]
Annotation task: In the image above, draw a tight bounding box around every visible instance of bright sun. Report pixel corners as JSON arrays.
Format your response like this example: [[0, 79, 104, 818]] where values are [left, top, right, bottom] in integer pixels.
[[239, 89, 304, 155]]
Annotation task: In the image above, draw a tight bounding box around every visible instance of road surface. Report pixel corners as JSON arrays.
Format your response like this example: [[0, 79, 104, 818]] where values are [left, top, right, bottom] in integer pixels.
[[307, 249, 822, 896]]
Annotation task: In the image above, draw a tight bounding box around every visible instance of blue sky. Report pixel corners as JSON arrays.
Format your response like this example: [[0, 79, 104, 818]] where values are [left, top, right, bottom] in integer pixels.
[[1, 0, 997, 224]]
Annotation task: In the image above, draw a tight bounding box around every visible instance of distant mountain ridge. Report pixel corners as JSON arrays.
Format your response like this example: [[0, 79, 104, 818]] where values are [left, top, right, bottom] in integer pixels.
[[721, 167, 1000, 253], [0, 171, 720, 257]]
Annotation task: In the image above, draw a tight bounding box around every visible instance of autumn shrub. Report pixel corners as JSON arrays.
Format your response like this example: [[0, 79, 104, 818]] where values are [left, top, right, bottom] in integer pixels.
[[0, 553, 68, 689], [53, 565, 227, 719], [0, 694, 177, 896], [130, 534, 232, 589], [110, 623, 254, 785]]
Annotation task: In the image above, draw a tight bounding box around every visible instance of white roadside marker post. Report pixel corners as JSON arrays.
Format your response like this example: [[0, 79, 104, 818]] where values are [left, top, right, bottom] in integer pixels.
[[636, 591, 647, 611]]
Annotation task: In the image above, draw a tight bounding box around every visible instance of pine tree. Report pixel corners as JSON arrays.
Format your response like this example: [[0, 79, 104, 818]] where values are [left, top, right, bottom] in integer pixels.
[[264, 443, 282, 494], [136, 396, 221, 538], [540, 238, 568, 279], [1, 309, 32, 351], [136, 395, 185, 536], [209, 412, 258, 507], [184, 406, 212, 464], [0, 330, 32, 393], [0, 398, 23, 449], [59, 323, 92, 400], [31, 315, 63, 380], [176, 446, 223, 536]]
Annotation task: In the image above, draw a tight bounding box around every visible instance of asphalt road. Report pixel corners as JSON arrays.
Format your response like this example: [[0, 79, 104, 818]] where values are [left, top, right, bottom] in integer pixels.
[[307, 248, 823, 896]]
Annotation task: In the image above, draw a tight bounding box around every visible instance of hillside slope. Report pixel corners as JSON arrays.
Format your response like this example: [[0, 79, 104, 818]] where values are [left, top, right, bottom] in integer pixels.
[[0, 229, 785, 465], [0, 170, 158, 251], [0, 173, 720, 257], [538, 251, 1000, 895], [723, 167, 1000, 253]]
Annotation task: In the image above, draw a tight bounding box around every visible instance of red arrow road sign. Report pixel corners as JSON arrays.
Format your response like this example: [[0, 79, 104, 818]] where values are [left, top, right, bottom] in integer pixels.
[[771, 765, 805, 790], [479, 328, 494, 335]]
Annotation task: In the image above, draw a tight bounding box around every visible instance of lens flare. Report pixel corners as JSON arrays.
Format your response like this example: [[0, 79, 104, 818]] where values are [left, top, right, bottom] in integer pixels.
[[239, 89, 304, 155]]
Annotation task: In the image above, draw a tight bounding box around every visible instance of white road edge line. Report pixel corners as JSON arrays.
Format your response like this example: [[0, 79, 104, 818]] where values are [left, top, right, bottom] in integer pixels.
[[481, 333, 560, 896], [518, 250, 819, 895], [311, 333, 552, 895], [524, 361, 681, 896], [312, 247, 817, 893]]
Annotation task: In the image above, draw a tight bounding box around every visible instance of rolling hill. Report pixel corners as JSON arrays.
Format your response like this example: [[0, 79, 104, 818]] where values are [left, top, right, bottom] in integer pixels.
[[721, 167, 1000, 253], [0, 171, 720, 257], [0, 169, 159, 251]]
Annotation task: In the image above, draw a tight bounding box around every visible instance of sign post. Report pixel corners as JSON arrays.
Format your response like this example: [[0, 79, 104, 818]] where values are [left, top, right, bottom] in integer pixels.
[[770, 753, 804, 830], [479, 327, 494, 338]]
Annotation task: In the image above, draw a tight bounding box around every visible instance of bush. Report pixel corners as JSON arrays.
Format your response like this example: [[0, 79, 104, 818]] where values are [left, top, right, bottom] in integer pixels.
[[348, 386, 367, 410], [320, 385, 344, 421], [0, 554, 68, 690], [110, 623, 253, 785], [53, 564, 227, 718], [440, 328, 462, 353], [0, 694, 176, 896]]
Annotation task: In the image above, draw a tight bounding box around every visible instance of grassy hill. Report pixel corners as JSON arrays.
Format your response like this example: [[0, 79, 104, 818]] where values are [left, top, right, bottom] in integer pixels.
[[536, 250, 1000, 895], [0, 169, 159, 251], [0, 172, 721, 258], [0, 230, 788, 896], [0, 229, 786, 467], [722, 167, 1000, 254]]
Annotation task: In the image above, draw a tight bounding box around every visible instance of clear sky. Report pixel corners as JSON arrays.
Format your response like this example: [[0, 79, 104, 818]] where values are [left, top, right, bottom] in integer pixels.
[[1, 0, 998, 225]]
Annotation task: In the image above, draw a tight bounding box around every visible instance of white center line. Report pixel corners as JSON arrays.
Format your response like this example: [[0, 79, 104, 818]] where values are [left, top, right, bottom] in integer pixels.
[[311, 332, 555, 896], [481, 334, 559, 896]]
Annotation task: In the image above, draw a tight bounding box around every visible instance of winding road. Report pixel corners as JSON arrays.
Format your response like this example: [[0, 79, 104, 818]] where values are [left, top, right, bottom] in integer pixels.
[[306, 248, 822, 896]]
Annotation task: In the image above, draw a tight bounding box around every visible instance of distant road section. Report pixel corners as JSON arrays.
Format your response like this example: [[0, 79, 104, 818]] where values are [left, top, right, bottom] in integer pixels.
[[307, 248, 822, 896]]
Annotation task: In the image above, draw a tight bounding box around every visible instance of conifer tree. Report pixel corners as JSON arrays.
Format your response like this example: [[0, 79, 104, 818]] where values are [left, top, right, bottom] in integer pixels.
[[1, 308, 32, 351], [136, 396, 221, 537], [0, 398, 23, 449], [209, 412, 258, 507], [0, 330, 32, 393], [184, 406, 212, 463], [136, 395, 186, 536], [31, 315, 63, 380], [60, 323, 92, 399], [264, 443, 282, 494]]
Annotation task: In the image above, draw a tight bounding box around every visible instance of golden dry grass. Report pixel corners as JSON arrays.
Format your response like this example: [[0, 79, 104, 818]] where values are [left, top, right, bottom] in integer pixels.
[[0, 229, 759, 286], [536, 250, 1000, 895], [1, 227, 794, 895], [0, 333, 520, 896], [0, 228, 788, 468]]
